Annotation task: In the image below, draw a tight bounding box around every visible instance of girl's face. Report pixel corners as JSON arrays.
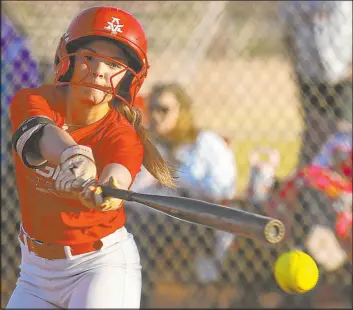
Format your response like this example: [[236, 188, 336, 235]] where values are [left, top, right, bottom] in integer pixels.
[[70, 39, 129, 105], [149, 91, 180, 136]]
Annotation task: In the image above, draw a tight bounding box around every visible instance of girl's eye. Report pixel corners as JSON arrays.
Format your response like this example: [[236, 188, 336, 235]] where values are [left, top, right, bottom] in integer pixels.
[[84, 55, 93, 61], [109, 62, 123, 69]]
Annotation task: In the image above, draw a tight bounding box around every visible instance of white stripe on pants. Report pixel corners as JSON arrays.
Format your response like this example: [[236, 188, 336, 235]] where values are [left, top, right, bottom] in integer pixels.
[[6, 226, 142, 309]]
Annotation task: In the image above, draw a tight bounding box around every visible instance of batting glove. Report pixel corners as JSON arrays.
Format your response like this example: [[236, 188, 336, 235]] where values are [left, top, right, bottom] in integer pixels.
[[78, 176, 123, 212], [55, 145, 97, 192]]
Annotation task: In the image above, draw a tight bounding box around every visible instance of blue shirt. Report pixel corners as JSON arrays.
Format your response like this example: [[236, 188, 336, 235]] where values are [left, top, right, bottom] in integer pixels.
[[313, 132, 352, 167], [132, 131, 237, 202]]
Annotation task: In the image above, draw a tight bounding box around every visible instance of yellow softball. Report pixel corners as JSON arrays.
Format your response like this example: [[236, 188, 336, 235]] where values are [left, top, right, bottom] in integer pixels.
[[274, 250, 319, 294]]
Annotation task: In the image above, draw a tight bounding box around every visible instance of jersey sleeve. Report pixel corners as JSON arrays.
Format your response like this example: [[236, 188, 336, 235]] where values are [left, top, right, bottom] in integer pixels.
[[10, 88, 55, 133], [9, 88, 56, 168], [97, 126, 144, 182]]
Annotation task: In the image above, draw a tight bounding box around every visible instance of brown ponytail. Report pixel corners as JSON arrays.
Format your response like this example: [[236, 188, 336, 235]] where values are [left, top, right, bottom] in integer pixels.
[[112, 100, 175, 188]]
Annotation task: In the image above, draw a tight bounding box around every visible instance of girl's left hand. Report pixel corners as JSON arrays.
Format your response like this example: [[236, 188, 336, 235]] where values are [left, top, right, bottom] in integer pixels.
[[78, 176, 123, 211]]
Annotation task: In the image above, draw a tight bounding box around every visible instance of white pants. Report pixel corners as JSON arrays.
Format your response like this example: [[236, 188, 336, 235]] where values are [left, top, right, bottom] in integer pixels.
[[7, 226, 142, 309]]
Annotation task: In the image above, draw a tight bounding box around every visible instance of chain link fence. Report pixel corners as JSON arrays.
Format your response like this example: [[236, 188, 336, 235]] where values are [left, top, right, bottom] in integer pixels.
[[1, 1, 352, 308]]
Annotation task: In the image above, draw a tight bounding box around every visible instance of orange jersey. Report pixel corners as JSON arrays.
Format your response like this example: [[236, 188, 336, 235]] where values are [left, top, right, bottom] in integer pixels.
[[10, 85, 144, 245]]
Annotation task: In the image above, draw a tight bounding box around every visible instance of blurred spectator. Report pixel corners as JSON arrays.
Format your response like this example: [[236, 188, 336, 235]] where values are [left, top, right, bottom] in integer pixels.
[[313, 131, 352, 178], [312, 131, 352, 262], [265, 130, 352, 248], [278, 5, 352, 304], [1, 12, 40, 166], [280, 1, 352, 167], [264, 131, 352, 308], [132, 83, 237, 202], [130, 83, 237, 283], [246, 147, 280, 209]]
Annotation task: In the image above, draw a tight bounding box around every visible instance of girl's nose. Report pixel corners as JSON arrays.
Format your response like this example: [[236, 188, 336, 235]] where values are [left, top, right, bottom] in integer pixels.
[[92, 72, 104, 78], [92, 62, 105, 78]]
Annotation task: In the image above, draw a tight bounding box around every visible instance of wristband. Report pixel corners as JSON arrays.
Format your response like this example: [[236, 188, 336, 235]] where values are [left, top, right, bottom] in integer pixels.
[[60, 145, 95, 164]]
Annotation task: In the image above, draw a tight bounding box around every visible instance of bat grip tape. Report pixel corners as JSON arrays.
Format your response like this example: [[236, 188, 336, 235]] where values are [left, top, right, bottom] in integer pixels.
[[101, 186, 135, 201]]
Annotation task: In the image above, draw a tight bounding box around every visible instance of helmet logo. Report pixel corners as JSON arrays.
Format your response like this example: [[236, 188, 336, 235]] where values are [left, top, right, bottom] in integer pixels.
[[104, 17, 124, 34]]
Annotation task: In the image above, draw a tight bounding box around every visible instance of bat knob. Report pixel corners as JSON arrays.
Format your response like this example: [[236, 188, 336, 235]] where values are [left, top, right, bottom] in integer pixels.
[[264, 219, 285, 244]]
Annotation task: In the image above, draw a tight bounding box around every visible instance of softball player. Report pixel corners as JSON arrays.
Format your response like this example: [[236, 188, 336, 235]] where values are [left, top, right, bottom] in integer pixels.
[[7, 6, 173, 309]]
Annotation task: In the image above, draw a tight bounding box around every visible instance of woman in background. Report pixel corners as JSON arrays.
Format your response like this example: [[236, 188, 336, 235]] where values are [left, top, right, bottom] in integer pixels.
[[130, 83, 237, 283], [133, 83, 236, 202]]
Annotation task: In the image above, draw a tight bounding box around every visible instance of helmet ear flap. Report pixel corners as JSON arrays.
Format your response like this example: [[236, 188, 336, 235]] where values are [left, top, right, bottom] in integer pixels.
[[116, 72, 146, 106], [116, 72, 134, 104], [54, 35, 71, 81], [55, 58, 70, 81]]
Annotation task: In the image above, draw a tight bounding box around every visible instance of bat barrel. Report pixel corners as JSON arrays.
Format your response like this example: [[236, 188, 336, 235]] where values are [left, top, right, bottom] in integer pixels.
[[130, 192, 285, 244], [101, 187, 285, 244]]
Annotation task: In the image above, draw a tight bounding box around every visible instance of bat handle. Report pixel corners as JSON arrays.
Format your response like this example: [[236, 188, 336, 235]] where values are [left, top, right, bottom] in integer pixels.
[[101, 186, 135, 201]]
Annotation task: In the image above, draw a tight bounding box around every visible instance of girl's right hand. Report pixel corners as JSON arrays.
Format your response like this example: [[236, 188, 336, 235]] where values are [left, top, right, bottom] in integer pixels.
[[55, 145, 97, 192]]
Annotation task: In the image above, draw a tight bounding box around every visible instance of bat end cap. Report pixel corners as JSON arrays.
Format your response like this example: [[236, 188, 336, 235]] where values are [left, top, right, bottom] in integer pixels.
[[265, 220, 285, 244]]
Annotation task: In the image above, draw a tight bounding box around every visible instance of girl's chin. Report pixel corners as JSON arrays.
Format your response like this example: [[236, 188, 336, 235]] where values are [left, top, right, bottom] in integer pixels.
[[79, 90, 106, 105], [71, 86, 112, 105]]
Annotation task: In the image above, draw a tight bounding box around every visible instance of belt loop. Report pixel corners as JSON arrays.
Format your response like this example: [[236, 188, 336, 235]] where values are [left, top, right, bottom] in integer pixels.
[[20, 223, 28, 248], [64, 246, 73, 259], [23, 234, 29, 248]]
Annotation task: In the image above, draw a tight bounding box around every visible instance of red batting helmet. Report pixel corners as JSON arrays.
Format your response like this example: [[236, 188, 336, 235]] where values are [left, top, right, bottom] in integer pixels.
[[54, 6, 149, 106]]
